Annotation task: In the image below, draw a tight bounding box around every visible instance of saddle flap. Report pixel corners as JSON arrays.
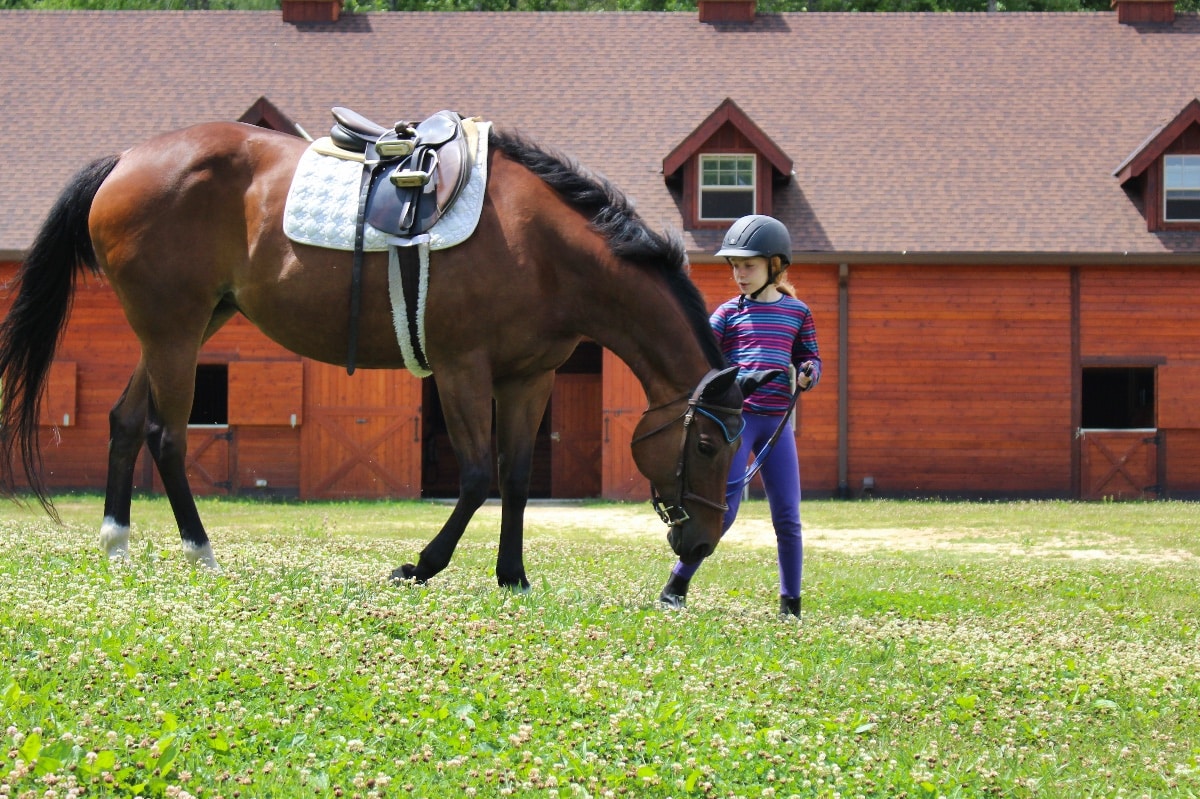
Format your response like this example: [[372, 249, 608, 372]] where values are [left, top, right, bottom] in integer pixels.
[[415, 111, 460, 147]]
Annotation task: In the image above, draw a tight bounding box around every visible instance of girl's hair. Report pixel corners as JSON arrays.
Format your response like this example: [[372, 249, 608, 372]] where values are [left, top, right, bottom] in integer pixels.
[[771, 255, 797, 298]]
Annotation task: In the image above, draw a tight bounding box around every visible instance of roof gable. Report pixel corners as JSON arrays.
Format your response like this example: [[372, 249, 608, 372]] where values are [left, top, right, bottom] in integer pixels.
[[1115, 98, 1200, 184], [238, 96, 308, 139], [663, 98, 792, 180]]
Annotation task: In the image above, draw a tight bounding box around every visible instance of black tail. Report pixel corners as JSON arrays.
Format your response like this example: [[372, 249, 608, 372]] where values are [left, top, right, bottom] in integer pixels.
[[0, 154, 121, 517]]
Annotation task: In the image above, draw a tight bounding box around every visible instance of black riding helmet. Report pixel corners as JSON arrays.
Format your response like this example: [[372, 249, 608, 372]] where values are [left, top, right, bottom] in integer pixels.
[[715, 214, 792, 265], [716, 215, 792, 299]]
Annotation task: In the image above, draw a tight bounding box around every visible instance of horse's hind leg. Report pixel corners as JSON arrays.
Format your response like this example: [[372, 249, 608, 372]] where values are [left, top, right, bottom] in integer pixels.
[[492, 372, 555, 590], [142, 345, 219, 569], [100, 361, 151, 559]]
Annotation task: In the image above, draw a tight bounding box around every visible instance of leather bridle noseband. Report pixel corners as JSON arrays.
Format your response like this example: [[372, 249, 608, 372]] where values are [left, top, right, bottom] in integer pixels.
[[631, 375, 745, 528]]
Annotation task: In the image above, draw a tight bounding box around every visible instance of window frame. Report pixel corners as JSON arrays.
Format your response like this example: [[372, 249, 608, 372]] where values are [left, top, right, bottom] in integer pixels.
[[1163, 154, 1200, 223], [697, 153, 757, 222]]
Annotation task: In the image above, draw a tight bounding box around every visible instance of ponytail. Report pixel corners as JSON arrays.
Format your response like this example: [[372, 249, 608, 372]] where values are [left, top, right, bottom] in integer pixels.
[[771, 256, 796, 298]]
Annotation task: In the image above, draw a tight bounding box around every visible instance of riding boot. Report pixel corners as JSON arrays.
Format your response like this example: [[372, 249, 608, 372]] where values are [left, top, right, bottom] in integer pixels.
[[659, 573, 690, 608], [779, 595, 801, 618]]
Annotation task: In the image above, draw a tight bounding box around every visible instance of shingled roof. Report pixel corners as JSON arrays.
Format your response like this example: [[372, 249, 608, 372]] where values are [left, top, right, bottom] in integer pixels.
[[3, 7, 1200, 262]]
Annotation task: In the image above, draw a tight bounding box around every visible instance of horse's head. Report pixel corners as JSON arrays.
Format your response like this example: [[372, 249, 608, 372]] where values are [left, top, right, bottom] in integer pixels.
[[631, 366, 744, 564]]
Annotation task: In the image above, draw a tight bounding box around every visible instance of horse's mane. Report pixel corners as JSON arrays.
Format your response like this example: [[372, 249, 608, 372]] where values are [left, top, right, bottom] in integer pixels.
[[489, 128, 725, 370]]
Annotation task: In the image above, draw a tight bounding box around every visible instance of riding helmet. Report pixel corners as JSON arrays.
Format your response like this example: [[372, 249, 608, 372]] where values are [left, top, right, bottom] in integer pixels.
[[715, 214, 792, 265]]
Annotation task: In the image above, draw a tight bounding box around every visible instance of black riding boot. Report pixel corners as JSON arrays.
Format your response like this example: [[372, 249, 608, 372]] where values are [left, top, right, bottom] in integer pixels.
[[779, 595, 801, 618], [659, 573, 691, 608]]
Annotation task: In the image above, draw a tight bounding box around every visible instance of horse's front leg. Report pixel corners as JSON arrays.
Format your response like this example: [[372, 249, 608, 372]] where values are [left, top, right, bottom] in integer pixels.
[[392, 370, 494, 584], [492, 372, 555, 590]]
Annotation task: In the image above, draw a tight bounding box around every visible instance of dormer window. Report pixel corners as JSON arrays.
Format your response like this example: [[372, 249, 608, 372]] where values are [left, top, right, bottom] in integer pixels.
[[700, 154, 756, 220], [664, 98, 792, 230], [1164, 155, 1200, 221], [1114, 98, 1200, 231]]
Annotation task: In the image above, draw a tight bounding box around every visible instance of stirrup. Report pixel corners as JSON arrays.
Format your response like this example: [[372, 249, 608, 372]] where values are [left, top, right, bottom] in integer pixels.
[[390, 169, 430, 188], [376, 140, 415, 158]]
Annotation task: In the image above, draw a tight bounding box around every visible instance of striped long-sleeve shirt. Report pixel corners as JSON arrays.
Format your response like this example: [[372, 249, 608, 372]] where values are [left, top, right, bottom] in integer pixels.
[[710, 294, 822, 415]]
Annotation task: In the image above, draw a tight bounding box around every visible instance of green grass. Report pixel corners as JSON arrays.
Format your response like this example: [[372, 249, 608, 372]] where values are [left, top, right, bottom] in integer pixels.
[[2, 495, 1199, 798]]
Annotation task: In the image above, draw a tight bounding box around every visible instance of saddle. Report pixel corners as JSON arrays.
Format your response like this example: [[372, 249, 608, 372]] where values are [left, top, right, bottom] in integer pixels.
[[330, 106, 474, 237], [328, 107, 475, 374]]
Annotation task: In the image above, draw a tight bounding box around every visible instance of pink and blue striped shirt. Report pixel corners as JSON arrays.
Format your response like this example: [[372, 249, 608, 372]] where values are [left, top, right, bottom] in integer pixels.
[[710, 294, 822, 415]]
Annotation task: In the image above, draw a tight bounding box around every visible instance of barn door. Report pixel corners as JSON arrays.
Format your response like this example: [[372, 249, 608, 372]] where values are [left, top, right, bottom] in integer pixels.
[[1079, 430, 1159, 500], [301, 361, 422, 499], [602, 350, 650, 501], [551, 373, 602, 497]]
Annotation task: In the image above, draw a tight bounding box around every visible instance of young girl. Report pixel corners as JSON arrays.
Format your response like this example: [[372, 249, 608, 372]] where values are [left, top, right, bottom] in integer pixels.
[[659, 214, 820, 618]]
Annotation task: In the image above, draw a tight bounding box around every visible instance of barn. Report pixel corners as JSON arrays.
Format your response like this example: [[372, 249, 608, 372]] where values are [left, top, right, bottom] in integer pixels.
[[3, 0, 1200, 503]]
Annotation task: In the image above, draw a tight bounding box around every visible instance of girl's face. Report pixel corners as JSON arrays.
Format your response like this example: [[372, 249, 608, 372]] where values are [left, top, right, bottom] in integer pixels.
[[729, 256, 771, 295]]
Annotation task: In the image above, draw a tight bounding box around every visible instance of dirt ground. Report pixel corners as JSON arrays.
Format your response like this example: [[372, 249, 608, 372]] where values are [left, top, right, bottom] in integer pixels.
[[506, 503, 1196, 562]]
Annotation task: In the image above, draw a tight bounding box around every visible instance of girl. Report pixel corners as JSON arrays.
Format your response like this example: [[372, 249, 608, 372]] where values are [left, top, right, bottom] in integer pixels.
[[659, 214, 820, 618]]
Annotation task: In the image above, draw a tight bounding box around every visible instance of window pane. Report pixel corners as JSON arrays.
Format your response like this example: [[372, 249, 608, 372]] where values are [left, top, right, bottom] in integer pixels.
[[1166, 190, 1200, 221], [700, 155, 755, 188], [701, 189, 754, 220], [1165, 155, 1200, 189]]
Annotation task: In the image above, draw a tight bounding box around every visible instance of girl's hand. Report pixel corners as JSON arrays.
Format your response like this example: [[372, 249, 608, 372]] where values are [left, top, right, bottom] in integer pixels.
[[797, 361, 816, 391]]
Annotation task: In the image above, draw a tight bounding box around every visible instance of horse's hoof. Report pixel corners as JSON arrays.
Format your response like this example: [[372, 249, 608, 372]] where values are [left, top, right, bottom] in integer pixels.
[[389, 563, 425, 584], [183, 542, 222, 573], [100, 517, 131, 560], [498, 576, 531, 593]]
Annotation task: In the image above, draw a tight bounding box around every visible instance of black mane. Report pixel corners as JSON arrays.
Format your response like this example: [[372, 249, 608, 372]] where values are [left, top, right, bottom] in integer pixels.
[[489, 128, 725, 370]]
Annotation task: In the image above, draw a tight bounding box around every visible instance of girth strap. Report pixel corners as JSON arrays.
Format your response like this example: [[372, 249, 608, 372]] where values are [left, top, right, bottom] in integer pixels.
[[395, 244, 430, 372]]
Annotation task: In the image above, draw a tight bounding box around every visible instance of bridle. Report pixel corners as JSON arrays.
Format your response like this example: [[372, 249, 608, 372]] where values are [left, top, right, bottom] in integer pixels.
[[631, 374, 744, 528]]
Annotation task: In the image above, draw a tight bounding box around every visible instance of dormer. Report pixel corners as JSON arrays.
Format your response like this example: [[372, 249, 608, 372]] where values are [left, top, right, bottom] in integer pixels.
[[664, 98, 793, 230], [1115, 98, 1200, 231], [238, 96, 311, 140]]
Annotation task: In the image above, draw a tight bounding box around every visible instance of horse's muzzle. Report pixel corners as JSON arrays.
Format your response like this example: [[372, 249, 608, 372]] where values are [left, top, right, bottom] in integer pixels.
[[667, 528, 714, 564]]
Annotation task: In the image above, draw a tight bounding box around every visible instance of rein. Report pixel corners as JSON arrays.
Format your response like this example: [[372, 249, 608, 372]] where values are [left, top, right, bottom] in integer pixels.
[[632, 385, 744, 527], [728, 380, 804, 492]]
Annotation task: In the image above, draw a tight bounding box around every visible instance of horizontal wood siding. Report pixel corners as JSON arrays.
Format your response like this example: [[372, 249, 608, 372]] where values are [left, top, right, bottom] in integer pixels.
[[1164, 430, 1200, 496], [846, 265, 1073, 496], [1080, 267, 1200, 361]]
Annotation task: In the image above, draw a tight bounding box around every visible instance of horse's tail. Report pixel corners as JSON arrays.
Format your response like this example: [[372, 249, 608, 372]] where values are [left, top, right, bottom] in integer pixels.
[[0, 153, 121, 517]]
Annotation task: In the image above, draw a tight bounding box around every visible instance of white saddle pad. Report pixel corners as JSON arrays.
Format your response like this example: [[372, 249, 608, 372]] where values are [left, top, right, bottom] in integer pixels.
[[283, 120, 491, 252]]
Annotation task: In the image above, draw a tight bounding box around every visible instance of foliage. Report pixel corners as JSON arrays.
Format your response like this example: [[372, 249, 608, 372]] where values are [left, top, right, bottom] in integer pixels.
[[1, 496, 1199, 797]]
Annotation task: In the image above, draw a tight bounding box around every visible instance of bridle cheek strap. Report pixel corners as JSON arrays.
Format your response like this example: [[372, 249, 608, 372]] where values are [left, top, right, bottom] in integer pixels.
[[645, 399, 734, 528]]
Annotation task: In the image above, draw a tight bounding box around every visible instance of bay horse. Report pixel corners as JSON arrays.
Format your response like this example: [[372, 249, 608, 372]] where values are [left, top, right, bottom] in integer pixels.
[[0, 120, 745, 589]]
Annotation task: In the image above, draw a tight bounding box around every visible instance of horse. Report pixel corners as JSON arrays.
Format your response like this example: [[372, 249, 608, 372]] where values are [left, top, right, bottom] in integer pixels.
[[0, 118, 746, 590]]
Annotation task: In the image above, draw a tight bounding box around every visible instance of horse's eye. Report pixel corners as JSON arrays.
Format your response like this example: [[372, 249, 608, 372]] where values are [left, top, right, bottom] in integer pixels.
[[697, 438, 719, 458]]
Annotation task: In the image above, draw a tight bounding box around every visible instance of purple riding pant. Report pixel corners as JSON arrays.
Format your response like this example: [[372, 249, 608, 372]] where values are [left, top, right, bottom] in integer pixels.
[[671, 411, 803, 599]]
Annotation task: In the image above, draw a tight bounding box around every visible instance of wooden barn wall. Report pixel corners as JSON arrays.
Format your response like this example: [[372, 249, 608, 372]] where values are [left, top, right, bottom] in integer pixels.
[[845, 265, 1073, 497], [1079, 266, 1200, 496]]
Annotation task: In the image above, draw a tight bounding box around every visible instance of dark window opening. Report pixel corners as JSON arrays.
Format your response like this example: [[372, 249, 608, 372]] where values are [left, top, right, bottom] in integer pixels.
[[1081, 367, 1155, 429], [189, 364, 229, 426]]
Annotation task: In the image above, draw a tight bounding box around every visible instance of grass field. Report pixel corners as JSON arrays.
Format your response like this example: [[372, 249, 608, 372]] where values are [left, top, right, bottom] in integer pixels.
[[2, 495, 1198, 798]]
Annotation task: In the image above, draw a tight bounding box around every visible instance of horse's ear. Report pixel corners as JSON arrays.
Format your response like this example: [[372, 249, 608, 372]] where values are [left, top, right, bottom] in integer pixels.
[[701, 366, 741, 402], [737, 369, 784, 400]]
